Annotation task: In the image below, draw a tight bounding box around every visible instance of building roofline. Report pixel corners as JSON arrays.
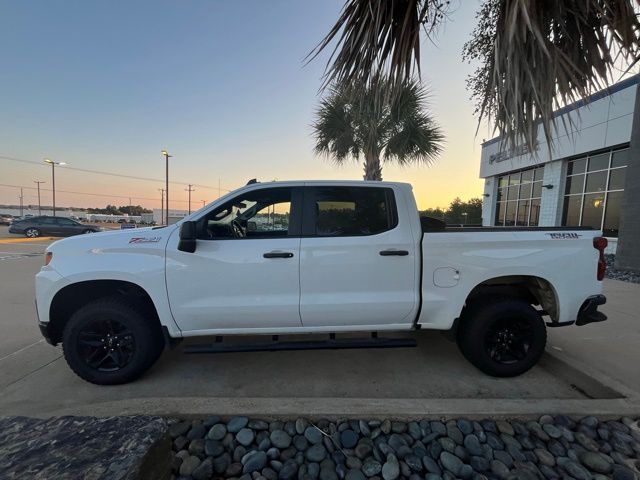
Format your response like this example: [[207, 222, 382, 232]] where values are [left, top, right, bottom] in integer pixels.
[[482, 73, 640, 148]]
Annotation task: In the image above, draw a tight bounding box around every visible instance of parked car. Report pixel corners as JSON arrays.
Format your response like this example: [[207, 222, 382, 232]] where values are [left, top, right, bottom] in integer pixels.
[[0, 214, 13, 225], [10, 216, 101, 237], [35, 180, 608, 385]]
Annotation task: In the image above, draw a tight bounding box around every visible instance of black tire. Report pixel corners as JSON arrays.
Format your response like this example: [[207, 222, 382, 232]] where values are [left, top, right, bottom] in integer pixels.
[[25, 228, 40, 238], [457, 296, 547, 377], [62, 297, 164, 385]]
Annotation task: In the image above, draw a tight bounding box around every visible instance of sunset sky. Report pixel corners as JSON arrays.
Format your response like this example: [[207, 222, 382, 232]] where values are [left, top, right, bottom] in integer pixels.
[[0, 0, 488, 212]]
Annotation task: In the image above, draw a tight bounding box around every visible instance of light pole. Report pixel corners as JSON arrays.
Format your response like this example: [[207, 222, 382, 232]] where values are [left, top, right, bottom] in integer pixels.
[[462, 212, 468, 226], [158, 188, 165, 225], [44, 159, 66, 217], [185, 184, 195, 214], [34, 181, 45, 215], [161, 150, 172, 224], [18, 188, 24, 217], [201, 200, 206, 208]]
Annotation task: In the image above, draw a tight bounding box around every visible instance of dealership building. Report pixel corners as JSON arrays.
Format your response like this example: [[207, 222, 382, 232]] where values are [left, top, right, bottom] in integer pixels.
[[480, 74, 638, 253]]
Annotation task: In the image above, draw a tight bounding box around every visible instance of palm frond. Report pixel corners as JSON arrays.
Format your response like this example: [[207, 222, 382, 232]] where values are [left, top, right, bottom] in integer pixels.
[[307, 0, 451, 91], [464, 0, 640, 152]]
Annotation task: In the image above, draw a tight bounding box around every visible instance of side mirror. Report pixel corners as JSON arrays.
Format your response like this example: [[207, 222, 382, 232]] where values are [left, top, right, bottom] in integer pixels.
[[178, 221, 197, 253]]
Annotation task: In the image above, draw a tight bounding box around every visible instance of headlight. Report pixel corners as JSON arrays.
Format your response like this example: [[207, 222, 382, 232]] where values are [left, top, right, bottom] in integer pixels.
[[44, 252, 53, 266]]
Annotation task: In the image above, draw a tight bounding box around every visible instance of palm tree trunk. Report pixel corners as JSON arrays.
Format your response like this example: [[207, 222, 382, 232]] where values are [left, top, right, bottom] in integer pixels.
[[363, 154, 382, 181], [615, 82, 640, 272]]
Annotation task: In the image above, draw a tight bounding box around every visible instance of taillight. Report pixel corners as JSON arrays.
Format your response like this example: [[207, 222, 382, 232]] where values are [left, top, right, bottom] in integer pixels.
[[593, 237, 607, 281]]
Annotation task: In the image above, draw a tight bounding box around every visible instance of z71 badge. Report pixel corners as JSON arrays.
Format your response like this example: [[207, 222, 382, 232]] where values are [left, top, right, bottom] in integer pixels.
[[129, 237, 162, 244], [546, 233, 581, 239]]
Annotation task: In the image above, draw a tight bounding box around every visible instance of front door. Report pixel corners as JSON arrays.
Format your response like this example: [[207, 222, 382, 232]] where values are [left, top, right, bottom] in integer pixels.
[[165, 186, 303, 333], [299, 185, 418, 328]]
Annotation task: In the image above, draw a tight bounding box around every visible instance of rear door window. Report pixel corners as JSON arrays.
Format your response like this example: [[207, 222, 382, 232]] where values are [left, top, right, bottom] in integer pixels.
[[305, 186, 397, 236]]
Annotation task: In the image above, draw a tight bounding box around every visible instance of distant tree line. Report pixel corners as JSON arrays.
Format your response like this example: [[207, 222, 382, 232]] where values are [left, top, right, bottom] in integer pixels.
[[87, 204, 152, 216], [421, 197, 483, 226]]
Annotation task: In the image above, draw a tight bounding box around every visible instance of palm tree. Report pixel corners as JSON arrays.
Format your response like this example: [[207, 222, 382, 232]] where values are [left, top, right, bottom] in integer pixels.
[[313, 78, 444, 180], [309, 0, 639, 151]]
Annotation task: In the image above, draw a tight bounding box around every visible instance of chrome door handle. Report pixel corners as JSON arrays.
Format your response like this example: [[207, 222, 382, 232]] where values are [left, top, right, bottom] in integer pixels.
[[263, 251, 294, 259]]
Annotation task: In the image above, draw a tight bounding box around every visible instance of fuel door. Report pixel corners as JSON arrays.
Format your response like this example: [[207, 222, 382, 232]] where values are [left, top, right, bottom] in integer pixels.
[[433, 267, 460, 288]]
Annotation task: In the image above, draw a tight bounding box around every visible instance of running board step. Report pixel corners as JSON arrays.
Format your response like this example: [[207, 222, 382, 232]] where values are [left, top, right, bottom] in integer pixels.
[[183, 337, 417, 354]]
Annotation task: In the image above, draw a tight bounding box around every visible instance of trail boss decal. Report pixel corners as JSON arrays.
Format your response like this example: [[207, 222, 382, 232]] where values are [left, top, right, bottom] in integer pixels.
[[129, 236, 162, 244], [546, 233, 582, 239]]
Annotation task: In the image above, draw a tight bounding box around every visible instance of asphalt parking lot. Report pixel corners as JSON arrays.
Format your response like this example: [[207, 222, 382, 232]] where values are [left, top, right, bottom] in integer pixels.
[[1, 226, 639, 418]]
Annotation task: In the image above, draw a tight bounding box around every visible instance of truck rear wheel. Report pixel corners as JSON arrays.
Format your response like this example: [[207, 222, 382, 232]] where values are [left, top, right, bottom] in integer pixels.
[[457, 297, 546, 377], [62, 297, 164, 385]]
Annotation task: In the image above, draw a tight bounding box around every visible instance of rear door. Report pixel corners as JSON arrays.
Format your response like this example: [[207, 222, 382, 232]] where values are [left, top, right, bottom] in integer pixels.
[[299, 185, 418, 328], [55, 217, 82, 235]]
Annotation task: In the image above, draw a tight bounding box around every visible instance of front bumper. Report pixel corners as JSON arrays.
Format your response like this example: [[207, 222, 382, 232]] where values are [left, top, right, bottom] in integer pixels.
[[575, 294, 607, 326]]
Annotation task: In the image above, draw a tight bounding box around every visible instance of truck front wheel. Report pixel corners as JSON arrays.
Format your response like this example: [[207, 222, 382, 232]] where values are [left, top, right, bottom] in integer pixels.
[[457, 297, 547, 377], [62, 297, 164, 385]]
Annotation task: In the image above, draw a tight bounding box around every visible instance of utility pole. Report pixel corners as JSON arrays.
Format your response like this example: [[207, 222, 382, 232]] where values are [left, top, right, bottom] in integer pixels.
[[158, 189, 165, 225], [44, 159, 66, 217], [161, 150, 172, 224], [34, 181, 45, 215], [18, 188, 24, 217], [201, 200, 206, 208], [185, 184, 195, 214], [218, 178, 221, 199]]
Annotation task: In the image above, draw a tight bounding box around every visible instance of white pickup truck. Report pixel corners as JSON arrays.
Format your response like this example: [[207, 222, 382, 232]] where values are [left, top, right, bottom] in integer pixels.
[[35, 180, 608, 385]]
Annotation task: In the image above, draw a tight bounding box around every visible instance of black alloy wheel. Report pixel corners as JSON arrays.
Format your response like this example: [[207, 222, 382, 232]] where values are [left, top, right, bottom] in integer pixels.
[[484, 317, 533, 365], [77, 318, 136, 371]]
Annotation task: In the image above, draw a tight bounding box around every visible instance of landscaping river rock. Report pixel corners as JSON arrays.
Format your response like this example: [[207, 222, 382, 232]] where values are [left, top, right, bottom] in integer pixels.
[[169, 416, 640, 480]]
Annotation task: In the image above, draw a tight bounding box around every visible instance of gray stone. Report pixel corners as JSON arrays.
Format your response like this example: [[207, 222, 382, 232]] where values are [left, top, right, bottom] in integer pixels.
[[307, 445, 328, 463], [454, 445, 469, 463], [446, 425, 463, 445], [296, 418, 308, 435], [187, 423, 206, 440], [493, 450, 513, 468], [345, 469, 366, 480], [354, 442, 372, 459], [180, 455, 201, 476], [192, 457, 213, 480], [404, 454, 422, 472], [237, 428, 256, 447], [542, 424, 562, 439], [336, 462, 347, 479], [213, 453, 231, 474], [539, 464, 560, 480], [422, 456, 442, 475], [459, 464, 473, 479], [559, 458, 592, 480], [320, 467, 338, 480], [579, 451, 612, 474], [228, 416, 250, 433], [244, 453, 269, 474], [539, 415, 554, 425], [259, 437, 271, 451], [263, 467, 279, 480], [170, 420, 191, 438], [226, 462, 243, 476], [457, 419, 473, 436], [534, 448, 556, 466], [362, 459, 382, 477], [271, 430, 293, 449], [188, 438, 205, 456], [173, 436, 188, 452], [470, 456, 489, 471], [408, 422, 422, 440], [208, 423, 227, 440], [547, 439, 565, 457], [438, 437, 456, 453], [305, 427, 324, 445], [205, 439, 224, 457], [249, 419, 270, 431], [346, 457, 362, 469], [496, 421, 514, 436], [380, 420, 391, 435], [341, 430, 358, 449], [278, 460, 299, 480], [612, 465, 636, 480], [381, 454, 400, 480], [490, 460, 510, 479], [293, 435, 308, 451], [388, 434, 408, 452], [359, 421, 371, 438], [440, 452, 463, 476], [576, 431, 600, 452], [581, 416, 599, 428], [395, 445, 412, 459], [464, 434, 483, 456], [308, 462, 320, 479], [391, 422, 407, 434], [486, 432, 504, 450], [430, 421, 447, 436], [425, 475, 443, 480]]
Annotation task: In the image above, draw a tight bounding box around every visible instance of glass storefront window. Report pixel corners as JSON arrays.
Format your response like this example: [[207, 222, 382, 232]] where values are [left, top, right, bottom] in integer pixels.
[[495, 166, 544, 226], [561, 147, 628, 236]]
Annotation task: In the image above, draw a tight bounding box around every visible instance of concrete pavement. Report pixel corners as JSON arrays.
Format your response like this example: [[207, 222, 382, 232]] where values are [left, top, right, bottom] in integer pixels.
[[0, 228, 639, 418]]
